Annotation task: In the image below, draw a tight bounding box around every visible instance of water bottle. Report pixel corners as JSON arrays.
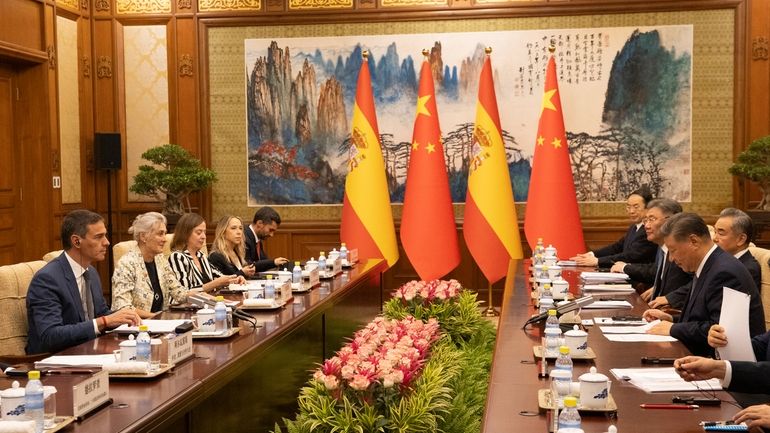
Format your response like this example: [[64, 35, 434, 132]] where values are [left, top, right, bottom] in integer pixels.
[[539, 298, 555, 315], [555, 346, 573, 374], [541, 283, 553, 301], [558, 396, 581, 429], [318, 251, 327, 272], [136, 325, 151, 363], [214, 296, 227, 332], [25, 371, 44, 433], [264, 275, 276, 299], [546, 309, 560, 329], [535, 237, 545, 256], [340, 243, 348, 261], [292, 261, 302, 284]]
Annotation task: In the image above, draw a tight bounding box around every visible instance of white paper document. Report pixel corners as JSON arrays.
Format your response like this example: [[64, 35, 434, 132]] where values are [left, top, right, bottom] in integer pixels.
[[594, 317, 646, 326], [600, 320, 661, 334], [580, 272, 629, 282], [115, 319, 190, 334], [581, 300, 633, 309], [557, 260, 577, 267], [604, 334, 678, 343], [610, 367, 722, 393], [716, 287, 757, 362], [36, 354, 117, 367], [582, 284, 635, 293]]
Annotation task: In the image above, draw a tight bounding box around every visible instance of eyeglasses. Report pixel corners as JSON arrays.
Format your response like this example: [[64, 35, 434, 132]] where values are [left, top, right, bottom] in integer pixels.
[[643, 215, 669, 224]]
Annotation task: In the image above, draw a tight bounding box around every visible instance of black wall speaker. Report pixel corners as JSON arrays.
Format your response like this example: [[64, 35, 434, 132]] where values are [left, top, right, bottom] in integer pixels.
[[94, 132, 122, 170]]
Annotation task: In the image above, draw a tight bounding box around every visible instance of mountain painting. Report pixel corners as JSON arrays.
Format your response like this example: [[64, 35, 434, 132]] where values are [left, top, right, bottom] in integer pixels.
[[244, 25, 692, 205]]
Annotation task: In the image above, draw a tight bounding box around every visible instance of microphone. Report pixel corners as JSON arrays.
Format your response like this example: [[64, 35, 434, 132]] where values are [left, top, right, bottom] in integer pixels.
[[522, 296, 595, 328]]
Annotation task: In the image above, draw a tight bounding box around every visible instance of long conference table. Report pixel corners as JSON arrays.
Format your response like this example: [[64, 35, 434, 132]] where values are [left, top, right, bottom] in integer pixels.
[[482, 260, 753, 433], [1, 259, 387, 433]]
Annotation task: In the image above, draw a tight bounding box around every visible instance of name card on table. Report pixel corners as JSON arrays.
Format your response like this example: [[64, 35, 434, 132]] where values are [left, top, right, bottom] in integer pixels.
[[348, 249, 358, 265], [72, 370, 109, 418], [167, 331, 193, 365], [332, 258, 342, 275], [306, 268, 320, 287]]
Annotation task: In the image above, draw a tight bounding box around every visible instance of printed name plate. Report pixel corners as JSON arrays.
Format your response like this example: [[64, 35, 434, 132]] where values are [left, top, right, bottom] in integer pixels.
[[332, 258, 342, 274], [72, 370, 109, 418], [349, 249, 358, 264], [307, 268, 320, 286], [167, 331, 193, 365]]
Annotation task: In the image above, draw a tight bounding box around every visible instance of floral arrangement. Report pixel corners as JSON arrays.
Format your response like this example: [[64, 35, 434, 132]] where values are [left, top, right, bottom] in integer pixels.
[[384, 279, 490, 346], [312, 316, 441, 398]]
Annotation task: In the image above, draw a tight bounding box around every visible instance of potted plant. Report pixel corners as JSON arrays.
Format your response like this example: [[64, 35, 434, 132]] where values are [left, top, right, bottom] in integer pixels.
[[729, 135, 770, 210], [129, 144, 217, 216]]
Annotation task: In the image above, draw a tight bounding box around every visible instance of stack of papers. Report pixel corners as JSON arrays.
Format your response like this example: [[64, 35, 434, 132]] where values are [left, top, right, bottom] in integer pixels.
[[604, 334, 678, 342], [556, 260, 577, 267], [581, 300, 633, 309], [600, 320, 660, 334], [582, 284, 635, 293], [36, 354, 117, 367], [609, 367, 721, 392], [580, 272, 629, 284], [115, 319, 190, 334], [594, 317, 646, 326]]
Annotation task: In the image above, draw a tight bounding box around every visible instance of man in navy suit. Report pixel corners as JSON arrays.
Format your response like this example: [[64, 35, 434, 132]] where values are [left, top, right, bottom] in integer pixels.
[[26, 210, 141, 354], [643, 213, 765, 357], [713, 208, 762, 289], [571, 187, 658, 268], [244, 206, 288, 272]]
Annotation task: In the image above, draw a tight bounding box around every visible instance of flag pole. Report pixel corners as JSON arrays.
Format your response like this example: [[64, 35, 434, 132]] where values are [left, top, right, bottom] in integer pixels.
[[483, 281, 498, 317]]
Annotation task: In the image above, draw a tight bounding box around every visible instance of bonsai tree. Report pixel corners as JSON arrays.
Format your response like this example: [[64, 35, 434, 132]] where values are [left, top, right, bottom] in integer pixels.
[[130, 144, 217, 215], [729, 135, 770, 210]]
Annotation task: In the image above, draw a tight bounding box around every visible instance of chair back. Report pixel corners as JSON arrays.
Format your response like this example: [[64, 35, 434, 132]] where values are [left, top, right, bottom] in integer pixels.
[[0, 261, 47, 357], [42, 250, 63, 262], [748, 246, 770, 330]]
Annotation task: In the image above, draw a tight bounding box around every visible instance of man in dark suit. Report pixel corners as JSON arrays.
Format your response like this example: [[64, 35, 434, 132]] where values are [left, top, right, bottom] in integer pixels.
[[571, 188, 658, 268], [612, 199, 691, 303], [26, 210, 141, 354], [713, 207, 762, 289], [244, 206, 288, 272], [643, 213, 765, 357]]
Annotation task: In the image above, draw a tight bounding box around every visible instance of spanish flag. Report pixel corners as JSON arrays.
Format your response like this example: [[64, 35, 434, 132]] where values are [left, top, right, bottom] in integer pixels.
[[463, 50, 523, 284], [400, 55, 460, 280], [524, 55, 584, 258], [340, 54, 399, 268]]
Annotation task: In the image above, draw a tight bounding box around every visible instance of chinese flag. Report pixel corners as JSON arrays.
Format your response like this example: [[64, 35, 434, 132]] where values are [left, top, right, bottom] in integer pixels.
[[340, 57, 399, 267], [524, 55, 585, 258], [400, 59, 460, 280], [463, 53, 523, 284]]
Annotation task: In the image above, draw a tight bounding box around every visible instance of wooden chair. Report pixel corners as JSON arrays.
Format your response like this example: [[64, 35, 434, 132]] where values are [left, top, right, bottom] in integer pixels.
[[42, 250, 63, 262], [0, 260, 48, 362], [113, 234, 204, 269], [748, 246, 770, 330]]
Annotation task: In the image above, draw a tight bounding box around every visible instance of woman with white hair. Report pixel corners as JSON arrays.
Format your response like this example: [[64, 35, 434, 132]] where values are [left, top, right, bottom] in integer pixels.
[[112, 212, 188, 318]]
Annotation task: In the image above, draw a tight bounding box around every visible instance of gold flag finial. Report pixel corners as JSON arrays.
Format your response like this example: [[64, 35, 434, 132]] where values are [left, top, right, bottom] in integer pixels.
[[362, 50, 369, 60], [484, 46, 492, 56], [422, 48, 429, 58], [548, 39, 556, 54]]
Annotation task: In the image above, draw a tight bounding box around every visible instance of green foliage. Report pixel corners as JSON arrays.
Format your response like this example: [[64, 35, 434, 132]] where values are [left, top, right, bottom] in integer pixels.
[[729, 135, 770, 210], [383, 290, 486, 347], [129, 144, 217, 215]]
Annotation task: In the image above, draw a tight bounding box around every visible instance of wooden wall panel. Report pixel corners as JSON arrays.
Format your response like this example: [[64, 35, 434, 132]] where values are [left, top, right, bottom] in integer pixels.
[[0, 0, 44, 54]]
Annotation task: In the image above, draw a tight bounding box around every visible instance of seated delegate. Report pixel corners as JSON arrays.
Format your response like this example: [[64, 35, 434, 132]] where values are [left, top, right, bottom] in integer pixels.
[[208, 215, 257, 278], [26, 210, 141, 354], [168, 212, 245, 292], [112, 212, 189, 319]]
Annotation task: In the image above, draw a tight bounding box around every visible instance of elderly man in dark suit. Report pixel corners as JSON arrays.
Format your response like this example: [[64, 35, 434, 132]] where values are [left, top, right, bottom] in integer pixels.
[[643, 213, 765, 357], [713, 207, 762, 289], [244, 206, 289, 272], [26, 210, 141, 354]]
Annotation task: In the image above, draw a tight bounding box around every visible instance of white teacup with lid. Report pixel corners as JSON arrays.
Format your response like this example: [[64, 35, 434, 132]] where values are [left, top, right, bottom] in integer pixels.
[[192, 307, 216, 332], [579, 366, 611, 409], [544, 244, 558, 258], [114, 334, 137, 362], [564, 324, 588, 356], [305, 258, 318, 271], [551, 279, 569, 300], [0, 380, 26, 420]]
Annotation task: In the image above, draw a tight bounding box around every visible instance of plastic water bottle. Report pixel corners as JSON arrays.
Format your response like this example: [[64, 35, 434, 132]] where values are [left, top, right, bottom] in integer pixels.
[[555, 346, 573, 374], [558, 396, 581, 429], [340, 243, 348, 261], [136, 325, 151, 363], [546, 309, 560, 329], [25, 371, 44, 433], [541, 283, 553, 301], [264, 275, 276, 299], [535, 237, 545, 256], [214, 296, 227, 332], [318, 251, 327, 272], [292, 261, 302, 284], [539, 298, 555, 315]]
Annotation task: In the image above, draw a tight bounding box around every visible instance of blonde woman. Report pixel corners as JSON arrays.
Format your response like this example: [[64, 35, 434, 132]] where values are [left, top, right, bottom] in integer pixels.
[[168, 212, 245, 292], [112, 212, 188, 318], [208, 215, 256, 278]]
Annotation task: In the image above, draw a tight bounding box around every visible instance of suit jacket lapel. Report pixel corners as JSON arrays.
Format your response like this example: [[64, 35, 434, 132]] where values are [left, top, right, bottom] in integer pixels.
[[681, 249, 719, 321], [59, 254, 85, 322]]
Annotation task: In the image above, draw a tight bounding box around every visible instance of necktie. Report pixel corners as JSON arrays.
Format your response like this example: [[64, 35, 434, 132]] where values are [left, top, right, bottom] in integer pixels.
[[256, 241, 263, 260], [82, 270, 95, 320], [651, 249, 665, 299]]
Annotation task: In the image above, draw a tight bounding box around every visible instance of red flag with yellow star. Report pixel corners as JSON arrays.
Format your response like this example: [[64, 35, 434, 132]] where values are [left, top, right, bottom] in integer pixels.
[[524, 55, 585, 258], [463, 53, 523, 284], [400, 59, 460, 280]]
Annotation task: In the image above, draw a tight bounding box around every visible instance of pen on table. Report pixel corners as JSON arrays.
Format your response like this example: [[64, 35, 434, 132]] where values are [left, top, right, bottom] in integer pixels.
[[640, 403, 699, 410]]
